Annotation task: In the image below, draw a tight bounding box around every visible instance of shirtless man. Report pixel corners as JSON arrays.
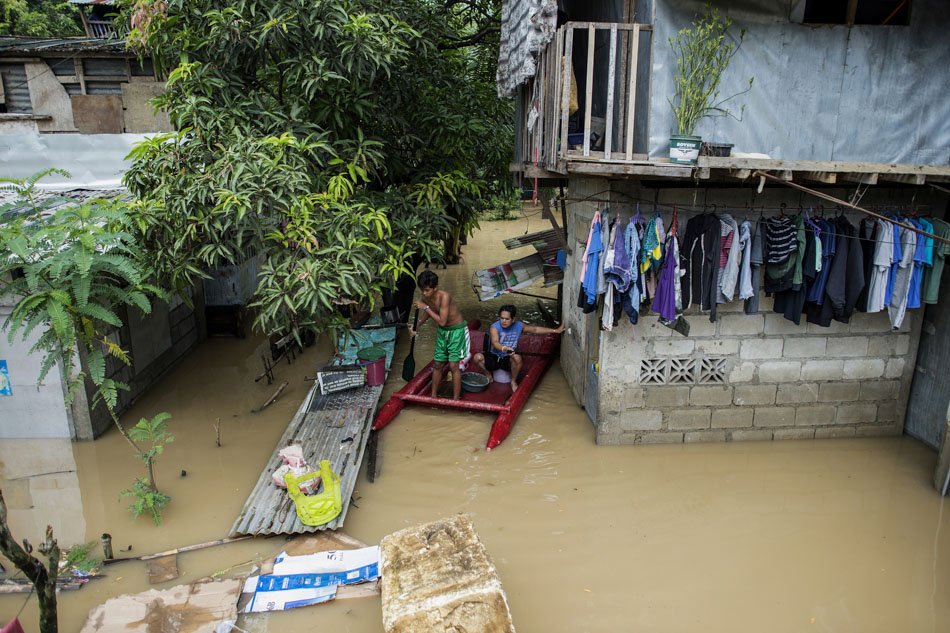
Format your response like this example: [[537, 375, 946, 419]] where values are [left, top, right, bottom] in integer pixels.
[[470, 304, 564, 393], [409, 270, 468, 400]]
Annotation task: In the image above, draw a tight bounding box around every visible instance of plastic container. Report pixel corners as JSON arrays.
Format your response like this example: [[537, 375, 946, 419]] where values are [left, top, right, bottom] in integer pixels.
[[493, 369, 511, 383], [669, 134, 702, 164], [357, 347, 387, 386], [700, 142, 734, 157]]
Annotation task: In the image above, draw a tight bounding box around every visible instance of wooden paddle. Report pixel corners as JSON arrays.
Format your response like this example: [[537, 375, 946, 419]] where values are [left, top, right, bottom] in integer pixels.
[[402, 309, 420, 381]]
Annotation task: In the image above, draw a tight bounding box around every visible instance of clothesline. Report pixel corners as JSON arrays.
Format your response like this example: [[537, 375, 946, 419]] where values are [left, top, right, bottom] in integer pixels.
[[754, 171, 950, 247]]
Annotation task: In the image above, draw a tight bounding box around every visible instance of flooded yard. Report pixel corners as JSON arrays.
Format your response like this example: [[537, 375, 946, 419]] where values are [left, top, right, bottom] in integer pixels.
[[2, 218, 949, 632]]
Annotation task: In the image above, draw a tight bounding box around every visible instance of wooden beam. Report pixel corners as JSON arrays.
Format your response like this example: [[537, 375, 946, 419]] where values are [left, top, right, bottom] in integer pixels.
[[509, 162, 564, 179], [582, 23, 595, 157], [879, 173, 926, 185], [697, 156, 950, 177], [566, 162, 695, 179], [729, 169, 752, 180], [603, 24, 616, 157], [624, 24, 639, 160], [559, 27, 574, 168], [839, 172, 879, 185], [540, 197, 571, 255], [803, 171, 836, 184]]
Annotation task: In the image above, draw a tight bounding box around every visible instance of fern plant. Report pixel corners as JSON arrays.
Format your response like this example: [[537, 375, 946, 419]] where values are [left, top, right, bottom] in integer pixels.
[[1, 170, 172, 517]]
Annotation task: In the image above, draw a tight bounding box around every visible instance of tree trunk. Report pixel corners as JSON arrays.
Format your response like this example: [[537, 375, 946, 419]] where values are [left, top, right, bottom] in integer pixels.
[[0, 490, 59, 633]]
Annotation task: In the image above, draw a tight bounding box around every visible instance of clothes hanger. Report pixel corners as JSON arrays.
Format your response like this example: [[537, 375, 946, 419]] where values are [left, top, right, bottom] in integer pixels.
[[778, 203, 787, 219]]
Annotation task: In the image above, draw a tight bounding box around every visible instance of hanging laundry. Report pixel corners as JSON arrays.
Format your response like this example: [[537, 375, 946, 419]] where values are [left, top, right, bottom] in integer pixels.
[[922, 217, 950, 304], [772, 215, 808, 325], [763, 216, 800, 294], [716, 213, 740, 303], [619, 216, 642, 324], [737, 220, 754, 301], [865, 218, 893, 313], [601, 217, 621, 331], [855, 218, 879, 312], [639, 214, 663, 274], [887, 224, 917, 329], [884, 221, 903, 307], [905, 219, 926, 310], [805, 217, 865, 326], [680, 213, 721, 321], [578, 210, 603, 313], [744, 219, 764, 314], [805, 218, 836, 304], [652, 233, 678, 321]]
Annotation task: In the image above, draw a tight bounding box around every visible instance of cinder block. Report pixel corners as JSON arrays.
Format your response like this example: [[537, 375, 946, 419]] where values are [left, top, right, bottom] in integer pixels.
[[754, 407, 796, 427], [619, 409, 663, 431], [740, 338, 783, 360], [858, 380, 901, 401], [734, 385, 776, 406], [712, 408, 754, 429], [696, 338, 739, 355], [794, 406, 836, 426], [668, 409, 711, 430], [773, 428, 816, 440], [801, 360, 844, 381], [597, 430, 622, 445], [855, 424, 900, 437], [826, 336, 869, 357], [849, 311, 893, 333], [624, 387, 645, 408], [815, 426, 856, 439], [764, 313, 806, 334], [807, 319, 850, 334], [729, 362, 756, 383], [835, 404, 877, 425], [685, 430, 727, 443], [653, 339, 695, 355], [644, 386, 689, 408], [842, 359, 885, 380], [685, 316, 717, 337], [728, 429, 773, 442], [818, 382, 860, 402], [758, 361, 801, 382], [636, 431, 684, 444], [720, 314, 764, 336], [867, 334, 911, 357], [885, 358, 905, 378], [783, 337, 827, 358], [638, 316, 673, 338], [776, 383, 819, 404], [876, 401, 899, 423], [690, 386, 733, 406]]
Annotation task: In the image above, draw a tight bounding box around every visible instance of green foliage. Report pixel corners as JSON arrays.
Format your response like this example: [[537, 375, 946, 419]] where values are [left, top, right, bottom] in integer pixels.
[[129, 412, 174, 475], [60, 541, 103, 574], [0, 0, 83, 37], [668, 4, 753, 137], [121, 0, 512, 338], [119, 478, 171, 526]]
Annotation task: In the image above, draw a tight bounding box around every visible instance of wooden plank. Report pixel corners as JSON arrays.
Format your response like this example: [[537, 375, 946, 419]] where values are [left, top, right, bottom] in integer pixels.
[[566, 161, 695, 179], [778, 170, 793, 181], [880, 173, 926, 185], [624, 24, 639, 160], [603, 24, 617, 157], [561, 21, 652, 31], [840, 172, 879, 185], [559, 26, 574, 167], [583, 24, 595, 157], [803, 171, 837, 184], [729, 169, 752, 179], [540, 196, 571, 255], [697, 156, 950, 177]]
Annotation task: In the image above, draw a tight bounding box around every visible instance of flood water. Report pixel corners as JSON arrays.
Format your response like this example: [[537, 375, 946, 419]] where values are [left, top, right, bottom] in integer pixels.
[[2, 214, 950, 632]]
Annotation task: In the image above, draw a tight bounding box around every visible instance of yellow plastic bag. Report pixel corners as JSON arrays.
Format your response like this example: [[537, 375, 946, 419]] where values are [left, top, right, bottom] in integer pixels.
[[284, 459, 342, 527]]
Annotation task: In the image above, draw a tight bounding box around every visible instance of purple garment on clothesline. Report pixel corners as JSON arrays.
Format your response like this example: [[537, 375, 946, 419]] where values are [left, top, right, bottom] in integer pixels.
[[651, 238, 677, 321]]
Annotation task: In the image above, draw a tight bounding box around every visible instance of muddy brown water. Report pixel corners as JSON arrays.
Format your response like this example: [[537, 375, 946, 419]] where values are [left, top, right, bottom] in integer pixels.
[[3, 217, 950, 632]]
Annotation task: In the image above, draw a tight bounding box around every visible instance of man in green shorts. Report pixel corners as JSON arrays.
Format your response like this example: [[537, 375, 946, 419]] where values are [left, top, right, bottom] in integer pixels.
[[409, 270, 468, 400]]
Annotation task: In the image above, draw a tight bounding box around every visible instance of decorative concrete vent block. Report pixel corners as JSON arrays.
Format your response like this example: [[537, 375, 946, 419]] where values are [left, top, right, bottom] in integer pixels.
[[639, 357, 726, 385], [380, 514, 516, 633]]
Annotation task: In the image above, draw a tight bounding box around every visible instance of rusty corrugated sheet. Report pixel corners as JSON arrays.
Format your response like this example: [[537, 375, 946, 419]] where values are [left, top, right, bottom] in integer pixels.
[[503, 228, 564, 286]]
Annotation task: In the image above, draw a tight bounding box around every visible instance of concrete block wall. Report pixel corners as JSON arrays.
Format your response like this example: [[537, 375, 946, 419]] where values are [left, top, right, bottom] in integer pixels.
[[561, 179, 936, 445]]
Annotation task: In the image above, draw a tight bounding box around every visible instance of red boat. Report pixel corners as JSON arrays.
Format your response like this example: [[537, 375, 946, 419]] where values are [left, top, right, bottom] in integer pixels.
[[372, 320, 561, 450]]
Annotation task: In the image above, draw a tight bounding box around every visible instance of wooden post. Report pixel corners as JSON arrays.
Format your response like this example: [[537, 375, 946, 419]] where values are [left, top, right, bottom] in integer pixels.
[[541, 197, 570, 255], [560, 27, 574, 164], [604, 24, 617, 157], [583, 24, 595, 157], [625, 24, 640, 160]]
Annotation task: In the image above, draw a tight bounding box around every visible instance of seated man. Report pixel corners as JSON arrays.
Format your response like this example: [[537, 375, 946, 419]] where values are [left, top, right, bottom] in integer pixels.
[[471, 304, 564, 393]]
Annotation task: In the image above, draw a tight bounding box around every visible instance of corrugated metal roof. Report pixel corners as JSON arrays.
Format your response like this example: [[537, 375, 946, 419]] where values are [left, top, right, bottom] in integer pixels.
[[504, 228, 565, 286], [0, 36, 128, 54], [67, 0, 116, 5], [0, 63, 33, 113], [230, 326, 397, 537]]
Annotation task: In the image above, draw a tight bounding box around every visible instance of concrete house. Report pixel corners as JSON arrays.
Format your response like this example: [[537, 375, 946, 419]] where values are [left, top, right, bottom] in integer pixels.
[[499, 0, 950, 482]]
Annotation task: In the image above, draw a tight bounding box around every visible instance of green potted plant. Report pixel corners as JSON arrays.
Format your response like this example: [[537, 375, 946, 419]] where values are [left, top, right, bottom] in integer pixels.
[[668, 5, 753, 164]]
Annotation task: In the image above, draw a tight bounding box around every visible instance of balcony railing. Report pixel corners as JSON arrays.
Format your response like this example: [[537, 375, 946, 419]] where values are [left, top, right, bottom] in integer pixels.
[[519, 21, 650, 173], [85, 18, 117, 39]]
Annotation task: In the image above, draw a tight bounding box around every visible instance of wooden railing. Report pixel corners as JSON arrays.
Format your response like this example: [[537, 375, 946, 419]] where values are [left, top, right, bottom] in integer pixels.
[[86, 18, 117, 39], [519, 21, 650, 172]]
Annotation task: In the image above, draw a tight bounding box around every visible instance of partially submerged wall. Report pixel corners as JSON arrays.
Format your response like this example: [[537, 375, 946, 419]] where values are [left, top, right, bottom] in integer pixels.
[[561, 178, 945, 445]]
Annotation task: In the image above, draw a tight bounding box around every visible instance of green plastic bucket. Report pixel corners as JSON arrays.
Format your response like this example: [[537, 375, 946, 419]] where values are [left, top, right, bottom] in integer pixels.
[[357, 346, 386, 362], [669, 135, 702, 165]]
